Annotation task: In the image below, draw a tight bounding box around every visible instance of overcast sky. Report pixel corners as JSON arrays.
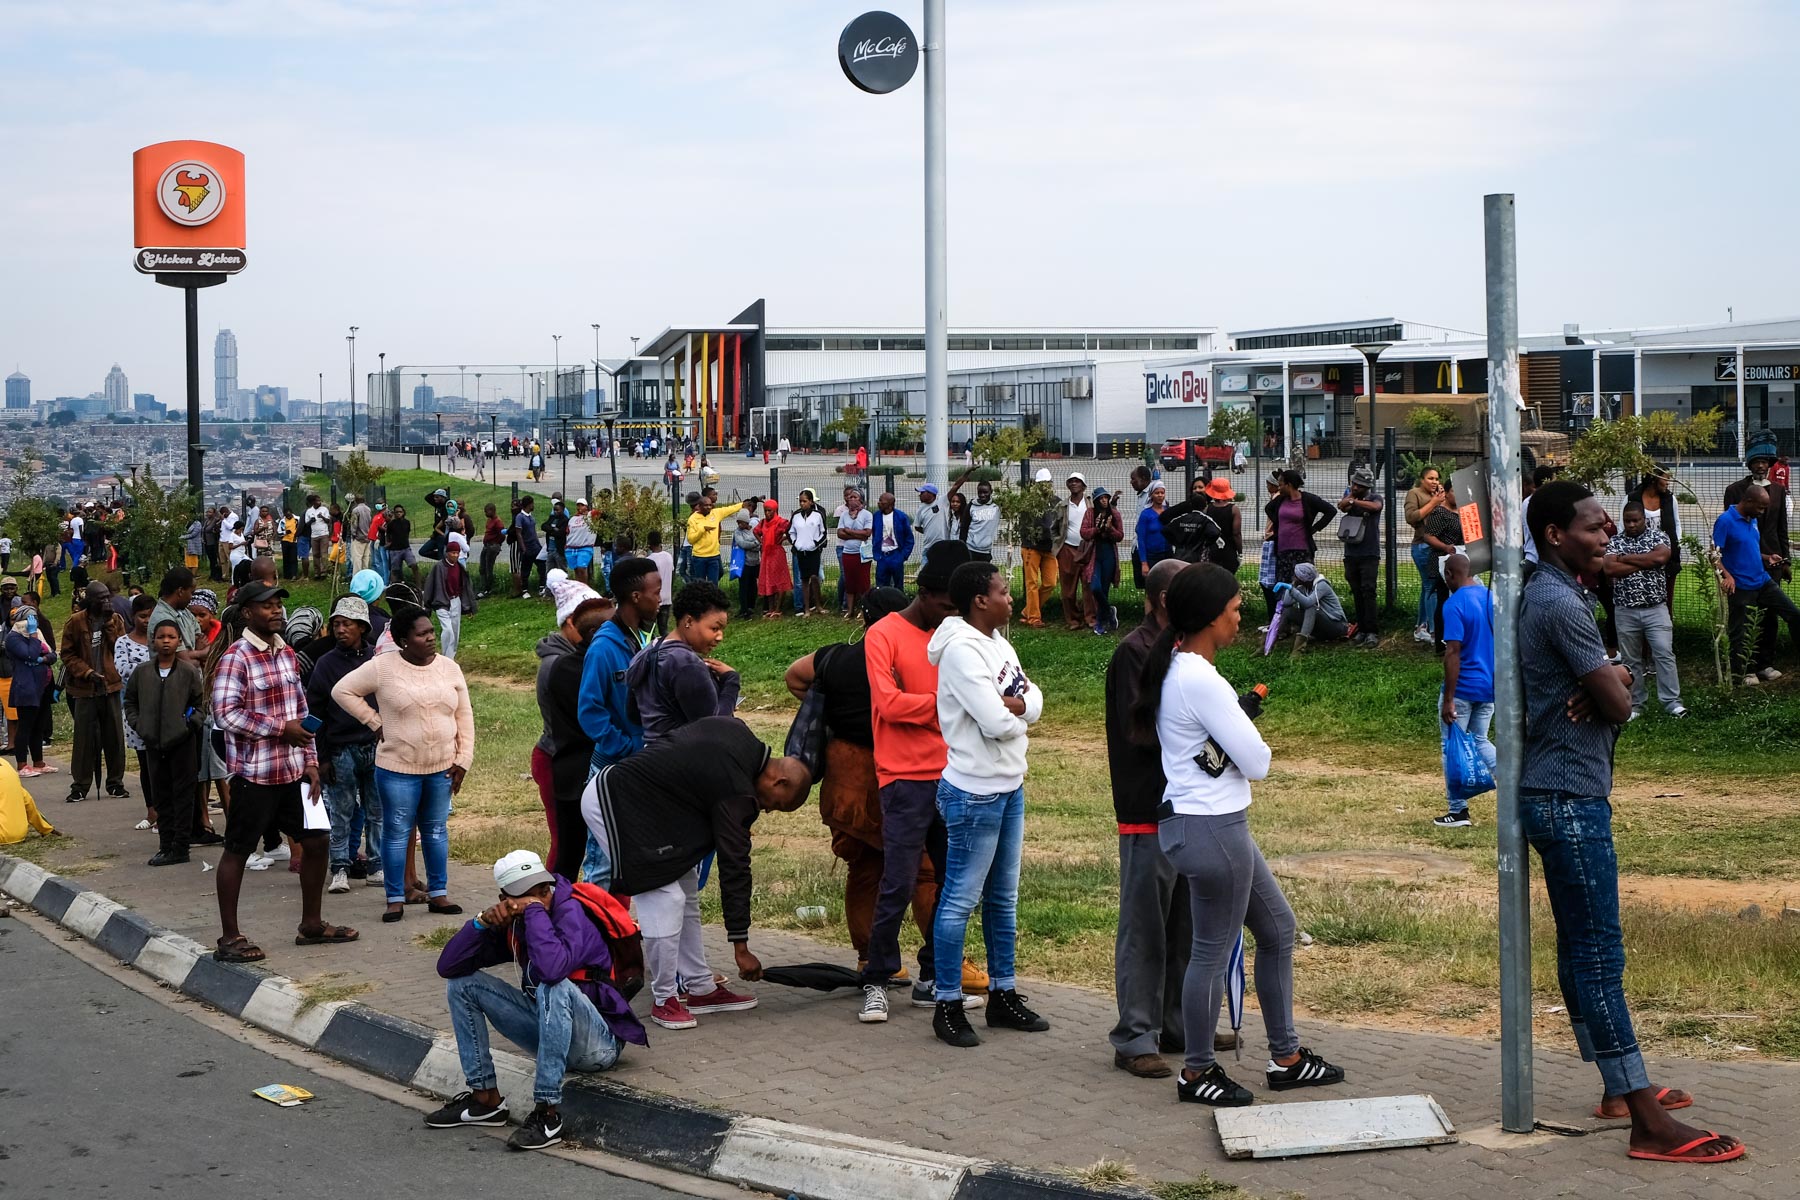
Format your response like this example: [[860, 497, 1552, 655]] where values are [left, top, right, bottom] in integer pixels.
[[4, 0, 1796, 407]]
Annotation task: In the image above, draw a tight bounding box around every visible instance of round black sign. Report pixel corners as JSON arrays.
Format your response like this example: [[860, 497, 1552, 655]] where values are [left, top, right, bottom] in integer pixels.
[[838, 11, 919, 94]]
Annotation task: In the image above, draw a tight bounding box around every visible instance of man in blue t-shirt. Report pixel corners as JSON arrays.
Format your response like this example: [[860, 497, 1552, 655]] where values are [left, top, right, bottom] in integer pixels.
[[1712, 484, 1800, 685], [1434, 553, 1494, 827]]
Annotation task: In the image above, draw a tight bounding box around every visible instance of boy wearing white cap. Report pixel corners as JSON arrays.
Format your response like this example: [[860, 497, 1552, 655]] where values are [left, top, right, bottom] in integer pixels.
[[431, 848, 646, 1150], [421, 533, 479, 660]]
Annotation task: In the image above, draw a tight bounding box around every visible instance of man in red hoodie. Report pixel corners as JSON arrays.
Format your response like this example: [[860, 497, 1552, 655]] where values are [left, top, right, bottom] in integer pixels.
[[856, 541, 987, 1024]]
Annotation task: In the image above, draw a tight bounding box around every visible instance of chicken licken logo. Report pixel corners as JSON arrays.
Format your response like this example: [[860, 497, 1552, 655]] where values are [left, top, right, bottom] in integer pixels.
[[156, 159, 226, 226]]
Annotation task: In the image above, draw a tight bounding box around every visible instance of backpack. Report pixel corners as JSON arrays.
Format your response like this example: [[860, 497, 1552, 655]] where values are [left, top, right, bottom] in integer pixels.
[[511, 882, 644, 1000]]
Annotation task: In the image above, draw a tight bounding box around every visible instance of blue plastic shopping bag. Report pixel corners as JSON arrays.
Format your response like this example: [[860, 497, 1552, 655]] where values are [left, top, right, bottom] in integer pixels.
[[728, 544, 745, 580], [1443, 722, 1496, 803]]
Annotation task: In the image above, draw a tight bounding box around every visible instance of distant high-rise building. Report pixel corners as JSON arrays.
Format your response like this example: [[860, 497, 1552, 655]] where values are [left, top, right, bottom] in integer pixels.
[[104, 364, 130, 412], [253, 384, 289, 418], [412, 384, 435, 410], [232, 387, 256, 420], [4, 370, 28, 410], [214, 329, 238, 411], [133, 392, 163, 418]]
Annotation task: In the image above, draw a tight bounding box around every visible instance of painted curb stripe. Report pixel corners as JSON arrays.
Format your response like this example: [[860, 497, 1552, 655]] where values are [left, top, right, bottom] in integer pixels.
[[29, 876, 84, 922], [315, 1003, 435, 1083], [559, 1077, 732, 1174], [94, 909, 159, 963], [180, 953, 268, 1017]]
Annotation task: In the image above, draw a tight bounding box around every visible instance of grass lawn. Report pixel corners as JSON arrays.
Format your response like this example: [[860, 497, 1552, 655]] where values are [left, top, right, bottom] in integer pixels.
[[272, 468, 1800, 1059]]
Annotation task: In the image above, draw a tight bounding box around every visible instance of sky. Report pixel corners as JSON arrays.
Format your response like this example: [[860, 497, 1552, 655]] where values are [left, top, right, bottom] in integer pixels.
[[3, 0, 1798, 408]]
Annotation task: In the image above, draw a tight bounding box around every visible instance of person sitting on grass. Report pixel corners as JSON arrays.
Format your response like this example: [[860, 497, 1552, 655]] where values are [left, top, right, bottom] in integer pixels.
[[1271, 562, 1348, 654], [430, 849, 647, 1151], [1521, 480, 1743, 1163], [579, 715, 813, 1032]]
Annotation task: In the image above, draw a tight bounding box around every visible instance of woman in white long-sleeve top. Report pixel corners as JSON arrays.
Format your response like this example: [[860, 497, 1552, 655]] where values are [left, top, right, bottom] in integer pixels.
[[1132, 562, 1345, 1108]]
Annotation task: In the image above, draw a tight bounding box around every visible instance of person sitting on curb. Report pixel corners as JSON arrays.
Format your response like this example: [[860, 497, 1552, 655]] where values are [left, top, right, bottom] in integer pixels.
[[1434, 553, 1496, 829], [1271, 562, 1348, 654], [579, 715, 812, 1031], [429, 849, 648, 1152]]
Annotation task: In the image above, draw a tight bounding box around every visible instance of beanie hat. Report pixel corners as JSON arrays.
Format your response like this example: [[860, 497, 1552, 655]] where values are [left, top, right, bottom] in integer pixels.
[[1292, 562, 1319, 587], [547, 570, 604, 626], [350, 569, 385, 604], [1746, 428, 1778, 466]]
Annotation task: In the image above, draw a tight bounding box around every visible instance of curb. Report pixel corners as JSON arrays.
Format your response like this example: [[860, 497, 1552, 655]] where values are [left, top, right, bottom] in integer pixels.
[[0, 854, 1129, 1200]]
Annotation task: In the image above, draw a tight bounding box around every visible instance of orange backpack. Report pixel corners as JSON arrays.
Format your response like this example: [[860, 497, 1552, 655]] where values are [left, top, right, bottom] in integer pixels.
[[508, 881, 644, 1000]]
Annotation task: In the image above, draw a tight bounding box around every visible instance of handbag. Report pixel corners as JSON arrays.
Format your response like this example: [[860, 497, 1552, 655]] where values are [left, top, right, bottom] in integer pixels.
[[728, 544, 745, 580], [1336, 511, 1366, 542], [783, 646, 833, 782], [1258, 539, 1276, 588]]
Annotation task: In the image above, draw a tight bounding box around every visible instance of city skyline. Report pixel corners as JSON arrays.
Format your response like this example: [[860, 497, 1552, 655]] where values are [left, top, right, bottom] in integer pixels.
[[5, 1, 1799, 409]]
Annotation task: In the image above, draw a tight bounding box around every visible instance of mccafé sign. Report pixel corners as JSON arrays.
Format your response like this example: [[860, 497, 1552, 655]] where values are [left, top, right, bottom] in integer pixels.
[[1145, 369, 1210, 405], [132, 140, 247, 274]]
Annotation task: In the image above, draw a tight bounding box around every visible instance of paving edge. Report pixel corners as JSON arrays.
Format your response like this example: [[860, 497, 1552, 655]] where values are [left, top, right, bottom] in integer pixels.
[[0, 854, 1135, 1200]]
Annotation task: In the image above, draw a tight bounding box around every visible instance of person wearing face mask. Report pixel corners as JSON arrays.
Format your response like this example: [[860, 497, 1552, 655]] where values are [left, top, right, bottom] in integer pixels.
[[8, 607, 57, 778], [59, 582, 129, 804]]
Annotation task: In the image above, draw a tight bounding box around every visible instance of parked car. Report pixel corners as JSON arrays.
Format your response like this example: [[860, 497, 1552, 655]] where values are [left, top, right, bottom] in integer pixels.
[[1158, 438, 1235, 470]]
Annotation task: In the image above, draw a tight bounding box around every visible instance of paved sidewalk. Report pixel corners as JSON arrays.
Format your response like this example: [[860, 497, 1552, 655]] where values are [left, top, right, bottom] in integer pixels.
[[22, 777, 1792, 1198]]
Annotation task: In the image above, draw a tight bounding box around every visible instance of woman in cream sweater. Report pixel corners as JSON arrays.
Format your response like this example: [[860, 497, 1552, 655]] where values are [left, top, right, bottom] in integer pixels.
[[332, 606, 475, 922]]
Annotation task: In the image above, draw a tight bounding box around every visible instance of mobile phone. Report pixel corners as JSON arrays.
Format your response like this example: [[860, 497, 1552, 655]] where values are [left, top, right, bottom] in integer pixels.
[[300, 714, 323, 734]]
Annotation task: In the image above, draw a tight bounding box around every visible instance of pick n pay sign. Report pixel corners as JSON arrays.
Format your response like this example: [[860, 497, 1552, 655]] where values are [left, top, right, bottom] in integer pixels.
[[1144, 369, 1210, 406]]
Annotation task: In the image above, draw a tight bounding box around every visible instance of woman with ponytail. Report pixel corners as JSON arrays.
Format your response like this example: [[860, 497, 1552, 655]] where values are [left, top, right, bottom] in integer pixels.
[[1134, 562, 1344, 1108]]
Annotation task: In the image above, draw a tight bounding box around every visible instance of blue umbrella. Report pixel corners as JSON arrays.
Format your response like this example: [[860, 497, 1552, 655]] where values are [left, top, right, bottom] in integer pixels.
[[1226, 930, 1246, 1061]]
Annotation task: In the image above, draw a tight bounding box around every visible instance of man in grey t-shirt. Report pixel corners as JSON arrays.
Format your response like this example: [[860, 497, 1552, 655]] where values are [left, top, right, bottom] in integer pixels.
[[1518, 481, 1741, 1164]]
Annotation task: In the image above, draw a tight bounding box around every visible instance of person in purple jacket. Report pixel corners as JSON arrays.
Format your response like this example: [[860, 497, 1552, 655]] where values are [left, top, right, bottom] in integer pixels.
[[429, 849, 647, 1151]]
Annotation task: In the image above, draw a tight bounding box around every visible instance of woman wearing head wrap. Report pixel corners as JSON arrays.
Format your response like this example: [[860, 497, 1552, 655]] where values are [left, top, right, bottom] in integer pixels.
[[8, 609, 57, 776]]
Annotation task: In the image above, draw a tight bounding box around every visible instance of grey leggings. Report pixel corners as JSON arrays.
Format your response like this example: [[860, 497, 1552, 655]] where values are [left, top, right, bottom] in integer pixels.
[[1158, 811, 1299, 1073]]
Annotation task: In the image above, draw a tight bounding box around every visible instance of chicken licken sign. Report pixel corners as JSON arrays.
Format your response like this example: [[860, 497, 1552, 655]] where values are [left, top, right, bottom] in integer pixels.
[[133, 140, 246, 498]]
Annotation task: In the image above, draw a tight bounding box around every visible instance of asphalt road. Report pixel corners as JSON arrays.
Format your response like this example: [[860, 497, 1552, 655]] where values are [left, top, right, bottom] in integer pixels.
[[0, 915, 691, 1200]]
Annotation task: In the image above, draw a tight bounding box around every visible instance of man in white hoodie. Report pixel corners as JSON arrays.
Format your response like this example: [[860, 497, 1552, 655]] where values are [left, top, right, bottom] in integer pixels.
[[925, 560, 1046, 1048]]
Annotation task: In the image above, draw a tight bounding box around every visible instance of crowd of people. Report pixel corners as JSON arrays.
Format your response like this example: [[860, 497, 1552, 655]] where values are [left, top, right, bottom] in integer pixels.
[[4, 442, 1779, 1166]]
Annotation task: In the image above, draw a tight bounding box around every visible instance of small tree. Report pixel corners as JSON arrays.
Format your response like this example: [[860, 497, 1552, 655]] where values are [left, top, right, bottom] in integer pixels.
[[1405, 405, 1459, 463], [1205, 404, 1260, 450], [116, 475, 197, 584], [896, 414, 925, 453], [588, 480, 669, 558], [824, 403, 869, 447], [972, 425, 1041, 469], [335, 450, 387, 502]]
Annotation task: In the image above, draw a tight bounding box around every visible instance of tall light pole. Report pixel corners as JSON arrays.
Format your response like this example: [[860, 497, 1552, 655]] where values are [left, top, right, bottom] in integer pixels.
[[1353, 342, 1392, 470], [347, 326, 359, 447], [923, 0, 948, 490], [591, 323, 602, 418], [473, 372, 483, 432], [552, 334, 563, 435]]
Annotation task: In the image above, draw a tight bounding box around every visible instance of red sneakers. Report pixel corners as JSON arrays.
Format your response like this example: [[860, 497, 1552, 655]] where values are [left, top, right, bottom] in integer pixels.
[[681, 984, 758, 1014], [650, 998, 697, 1030]]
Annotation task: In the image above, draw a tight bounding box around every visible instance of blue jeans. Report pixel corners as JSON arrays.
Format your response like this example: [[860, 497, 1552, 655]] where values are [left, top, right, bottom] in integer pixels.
[[1520, 792, 1651, 1097], [328, 742, 380, 871], [1411, 542, 1435, 628], [1443, 698, 1496, 815], [376, 766, 451, 903], [932, 782, 1025, 1001], [690, 554, 721, 584], [446, 972, 619, 1105], [371, 543, 389, 582]]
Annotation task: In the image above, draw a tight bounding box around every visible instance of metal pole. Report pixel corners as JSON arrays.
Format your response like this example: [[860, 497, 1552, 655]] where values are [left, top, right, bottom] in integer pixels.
[[1484, 192, 1533, 1134], [1383, 426, 1398, 610], [1633, 349, 1643, 418], [184, 283, 203, 499], [923, 0, 949, 492], [1280, 362, 1292, 463], [1735, 341, 1746, 461], [347, 328, 358, 447], [606, 417, 619, 495], [1592, 346, 1602, 421]]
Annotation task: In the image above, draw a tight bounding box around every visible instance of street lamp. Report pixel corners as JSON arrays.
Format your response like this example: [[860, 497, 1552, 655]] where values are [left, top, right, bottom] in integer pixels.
[[347, 326, 359, 447], [552, 334, 563, 432], [1352, 341, 1392, 471], [591, 323, 602, 419]]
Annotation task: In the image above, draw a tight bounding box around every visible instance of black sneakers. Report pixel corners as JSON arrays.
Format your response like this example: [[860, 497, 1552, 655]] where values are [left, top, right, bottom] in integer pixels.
[[1266, 1047, 1345, 1091], [507, 1104, 563, 1151], [424, 1091, 508, 1128], [933, 999, 981, 1048], [1177, 1063, 1253, 1107], [147, 850, 189, 867], [984, 989, 1050, 1033]]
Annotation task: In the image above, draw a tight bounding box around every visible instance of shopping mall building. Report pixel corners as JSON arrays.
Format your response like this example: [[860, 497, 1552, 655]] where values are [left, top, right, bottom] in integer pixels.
[[608, 301, 1800, 460]]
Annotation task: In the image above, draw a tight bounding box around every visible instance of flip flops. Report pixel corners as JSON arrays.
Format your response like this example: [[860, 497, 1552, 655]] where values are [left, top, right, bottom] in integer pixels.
[[1626, 1131, 1746, 1164], [294, 923, 360, 946], [1594, 1086, 1692, 1120]]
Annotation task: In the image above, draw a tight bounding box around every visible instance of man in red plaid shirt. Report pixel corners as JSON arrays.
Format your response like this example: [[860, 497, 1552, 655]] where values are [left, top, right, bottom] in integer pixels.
[[210, 581, 358, 962]]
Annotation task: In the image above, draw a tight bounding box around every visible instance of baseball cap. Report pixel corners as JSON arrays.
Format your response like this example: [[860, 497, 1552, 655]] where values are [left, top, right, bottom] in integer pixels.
[[236, 581, 289, 606], [916, 482, 939, 497], [494, 849, 555, 896]]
